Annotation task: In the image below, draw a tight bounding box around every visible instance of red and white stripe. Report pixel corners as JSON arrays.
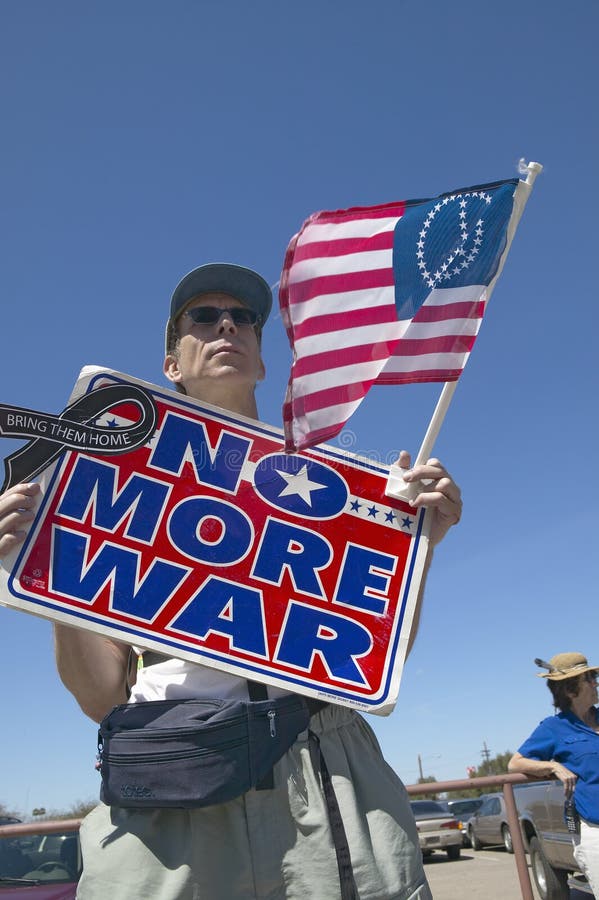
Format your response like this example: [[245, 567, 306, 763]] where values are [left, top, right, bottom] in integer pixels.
[[280, 202, 487, 451]]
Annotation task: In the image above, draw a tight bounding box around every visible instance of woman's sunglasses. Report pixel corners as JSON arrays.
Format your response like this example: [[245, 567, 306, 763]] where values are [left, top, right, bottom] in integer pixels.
[[184, 306, 261, 327]]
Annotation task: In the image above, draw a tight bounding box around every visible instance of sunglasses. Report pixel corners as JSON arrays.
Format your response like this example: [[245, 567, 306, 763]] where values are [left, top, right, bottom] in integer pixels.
[[184, 306, 261, 327]]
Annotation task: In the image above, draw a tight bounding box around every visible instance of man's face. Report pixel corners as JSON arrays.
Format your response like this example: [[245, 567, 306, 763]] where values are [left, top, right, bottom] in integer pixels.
[[163, 292, 265, 401]]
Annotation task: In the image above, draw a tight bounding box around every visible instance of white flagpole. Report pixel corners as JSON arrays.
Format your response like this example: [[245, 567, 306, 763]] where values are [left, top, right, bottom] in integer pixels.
[[386, 160, 543, 503]]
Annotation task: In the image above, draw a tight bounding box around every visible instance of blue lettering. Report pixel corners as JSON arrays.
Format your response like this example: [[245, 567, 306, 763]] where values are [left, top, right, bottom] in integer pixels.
[[275, 603, 370, 685], [252, 519, 330, 597], [57, 457, 169, 542], [168, 497, 252, 565], [149, 412, 251, 494], [170, 576, 266, 656], [334, 545, 396, 615], [51, 526, 187, 621]]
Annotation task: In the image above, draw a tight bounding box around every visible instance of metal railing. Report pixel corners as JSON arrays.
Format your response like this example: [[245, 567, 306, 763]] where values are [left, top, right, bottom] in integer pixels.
[[1, 774, 573, 900], [406, 772, 536, 900], [0, 818, 82, 838]]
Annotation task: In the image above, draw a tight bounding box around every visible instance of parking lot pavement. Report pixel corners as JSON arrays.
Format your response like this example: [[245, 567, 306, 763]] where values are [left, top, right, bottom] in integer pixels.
[[422, 847, 591, 900]]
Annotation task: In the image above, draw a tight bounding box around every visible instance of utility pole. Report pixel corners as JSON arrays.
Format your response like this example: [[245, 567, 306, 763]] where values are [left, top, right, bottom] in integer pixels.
[[417, 754, 440, 780], [480, 741, 491, 763]]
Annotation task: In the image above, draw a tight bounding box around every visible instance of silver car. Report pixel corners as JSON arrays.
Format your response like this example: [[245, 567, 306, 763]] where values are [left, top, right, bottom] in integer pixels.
[[410, 800, 462, 860], [467, 792, 514, 853]]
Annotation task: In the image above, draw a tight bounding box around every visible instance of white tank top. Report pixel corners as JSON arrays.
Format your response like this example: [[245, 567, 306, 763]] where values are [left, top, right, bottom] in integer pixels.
[[129, 655, 291, 704]]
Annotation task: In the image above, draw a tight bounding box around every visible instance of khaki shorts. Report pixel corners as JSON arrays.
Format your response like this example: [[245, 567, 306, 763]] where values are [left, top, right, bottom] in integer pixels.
[[77, 704, 431, 900]]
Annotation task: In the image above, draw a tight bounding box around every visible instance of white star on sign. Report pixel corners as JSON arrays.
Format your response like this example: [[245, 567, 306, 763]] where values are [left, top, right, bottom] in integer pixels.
[[275, 464, 327, 506]]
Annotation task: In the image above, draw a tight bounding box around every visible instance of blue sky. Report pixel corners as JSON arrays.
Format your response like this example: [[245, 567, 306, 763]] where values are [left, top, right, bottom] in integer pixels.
[[1, 0, 597, 814]]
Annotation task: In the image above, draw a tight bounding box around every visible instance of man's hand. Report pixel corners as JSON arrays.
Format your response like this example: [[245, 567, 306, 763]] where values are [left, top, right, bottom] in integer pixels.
[[0, 482, 41, 558], [395, 451, 462, 547]]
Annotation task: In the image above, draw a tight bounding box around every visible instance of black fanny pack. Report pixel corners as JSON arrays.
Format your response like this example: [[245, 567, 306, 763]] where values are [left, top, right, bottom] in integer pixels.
[[97, 694, 321, 809]]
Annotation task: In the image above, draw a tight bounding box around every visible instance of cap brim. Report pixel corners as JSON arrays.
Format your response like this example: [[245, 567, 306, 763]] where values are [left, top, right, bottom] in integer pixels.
[[169, 263, 272, 325]]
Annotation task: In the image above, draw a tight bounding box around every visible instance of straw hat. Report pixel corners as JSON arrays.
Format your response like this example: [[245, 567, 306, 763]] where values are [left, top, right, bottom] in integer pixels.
[[535, 652, 599, 681]]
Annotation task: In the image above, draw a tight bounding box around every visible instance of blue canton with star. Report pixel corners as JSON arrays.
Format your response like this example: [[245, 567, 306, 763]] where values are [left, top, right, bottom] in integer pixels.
[[392, 179, 518, 320]]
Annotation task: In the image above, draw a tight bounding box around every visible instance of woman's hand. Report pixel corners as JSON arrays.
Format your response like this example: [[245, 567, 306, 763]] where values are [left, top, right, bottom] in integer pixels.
[[552, 763, 578, 798], [396, 451, 462, 546], [0, 482, 40, 559]]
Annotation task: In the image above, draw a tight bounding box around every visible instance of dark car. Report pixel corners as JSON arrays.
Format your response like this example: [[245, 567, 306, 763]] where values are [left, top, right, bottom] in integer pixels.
[[467, 792, 514, 853], [0, 824, 80, 898]]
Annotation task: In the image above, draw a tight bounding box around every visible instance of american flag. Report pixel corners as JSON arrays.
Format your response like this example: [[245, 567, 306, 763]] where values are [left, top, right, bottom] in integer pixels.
[[280, 177, 522, 452]]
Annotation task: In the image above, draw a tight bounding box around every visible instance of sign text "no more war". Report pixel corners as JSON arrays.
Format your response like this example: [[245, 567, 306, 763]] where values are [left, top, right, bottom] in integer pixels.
[[47, 411, 402, 689]]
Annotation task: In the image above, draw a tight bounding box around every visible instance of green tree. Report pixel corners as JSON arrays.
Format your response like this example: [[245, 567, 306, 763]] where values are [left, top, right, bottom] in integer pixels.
[[460, 750, 514, 797], [416, 776, 439, 800], [64, 799, 97, 819], [476, 750, 513, 778], [41, 799, 97, 820]]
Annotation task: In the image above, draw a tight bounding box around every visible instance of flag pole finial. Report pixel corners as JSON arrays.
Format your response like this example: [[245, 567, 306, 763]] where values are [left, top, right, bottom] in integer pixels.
[[518, 159, 543, 186]]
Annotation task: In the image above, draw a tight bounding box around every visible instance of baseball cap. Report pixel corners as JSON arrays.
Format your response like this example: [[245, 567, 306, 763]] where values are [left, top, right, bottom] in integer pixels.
[[165, 263, 273, 353]]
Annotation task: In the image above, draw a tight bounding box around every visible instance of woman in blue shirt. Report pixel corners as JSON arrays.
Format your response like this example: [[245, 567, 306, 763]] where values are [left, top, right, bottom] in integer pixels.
[[509, 652, 599, 896]]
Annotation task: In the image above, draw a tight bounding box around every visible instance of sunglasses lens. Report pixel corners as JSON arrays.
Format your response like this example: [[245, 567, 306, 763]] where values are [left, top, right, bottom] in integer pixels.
[[187, 307, 258, 326], [231, 309, 258, 326], [187, 308, 216, 324]]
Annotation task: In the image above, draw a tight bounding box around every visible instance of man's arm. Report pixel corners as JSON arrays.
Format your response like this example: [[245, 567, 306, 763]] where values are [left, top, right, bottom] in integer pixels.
[[54, 625, 131, 722], [394, 451, 462, 656]]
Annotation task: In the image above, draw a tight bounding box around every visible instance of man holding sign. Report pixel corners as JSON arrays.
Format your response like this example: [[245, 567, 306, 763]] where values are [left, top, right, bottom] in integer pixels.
[[0, 263, 461, 900]]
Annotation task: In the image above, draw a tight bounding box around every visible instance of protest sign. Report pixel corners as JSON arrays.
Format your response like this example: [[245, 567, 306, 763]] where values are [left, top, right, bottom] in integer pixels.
[[0, 367, 430, 714]]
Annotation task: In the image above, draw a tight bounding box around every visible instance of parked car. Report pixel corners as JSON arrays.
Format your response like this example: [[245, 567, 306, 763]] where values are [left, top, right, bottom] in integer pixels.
[[514, 779, 593, 899], [444, 797, 484, 846], [410, 800, 462, 860], [467, 792, 514, 853], [0, 823, 80, 898]]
